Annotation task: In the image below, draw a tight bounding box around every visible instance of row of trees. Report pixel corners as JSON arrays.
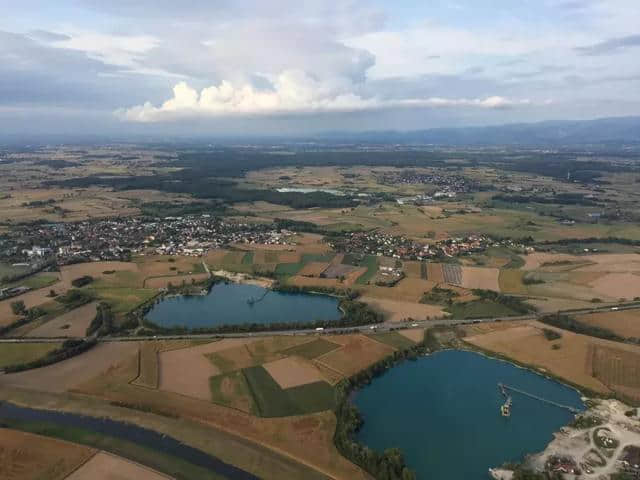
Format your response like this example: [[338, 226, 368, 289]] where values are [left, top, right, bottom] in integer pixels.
[[86, 302, 115, 336], [3, 339, 97, 373]]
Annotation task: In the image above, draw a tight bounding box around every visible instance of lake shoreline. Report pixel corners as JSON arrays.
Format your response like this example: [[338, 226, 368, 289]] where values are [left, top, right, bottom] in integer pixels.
[[352, 349, 585, 479]]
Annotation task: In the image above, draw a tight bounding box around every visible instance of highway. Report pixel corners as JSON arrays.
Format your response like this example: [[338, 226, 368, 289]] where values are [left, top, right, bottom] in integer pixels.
[[1, 302, 638, 344]]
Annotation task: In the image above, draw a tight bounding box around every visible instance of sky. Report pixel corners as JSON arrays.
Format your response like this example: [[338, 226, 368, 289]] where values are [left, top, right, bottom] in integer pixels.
[[1, 0, 639, 136]]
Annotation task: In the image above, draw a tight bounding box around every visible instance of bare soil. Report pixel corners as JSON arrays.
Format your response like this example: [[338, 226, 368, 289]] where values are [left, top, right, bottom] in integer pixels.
[[0, 428, 96, 480], [460, 267, 500, 291], [65, 451, 173, 480], [158, 339, 256, 400], [0, 342, 139, 392], [25, 302, 98, 338], [361, 296, 445, 322], [577, 310, 640, 339]]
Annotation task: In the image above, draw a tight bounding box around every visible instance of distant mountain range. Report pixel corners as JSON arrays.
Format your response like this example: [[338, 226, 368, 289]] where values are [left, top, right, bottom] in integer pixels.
[[316, 116, 640, 146]]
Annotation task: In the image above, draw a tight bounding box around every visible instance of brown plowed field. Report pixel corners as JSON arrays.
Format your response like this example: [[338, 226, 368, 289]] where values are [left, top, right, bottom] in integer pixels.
[[589, 273, 640, 300], [460, 267, 500, 291], [25, 301, 98, 338], [0, 428, 96, 480], [464, 320, 640, 397], [158, 338, 257, 400], [315, 335, 395, 377], [60, 261, 139, 283], [65, 451, 173, 480], [361, 296, 445, 322], [0, 342, 138, 393], [577, 310, 640, 339]]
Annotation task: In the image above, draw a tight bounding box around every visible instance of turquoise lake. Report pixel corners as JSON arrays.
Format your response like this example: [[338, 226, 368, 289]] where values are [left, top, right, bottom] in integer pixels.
[[146, 282, 341, 328], [353, 350, 584, 480]]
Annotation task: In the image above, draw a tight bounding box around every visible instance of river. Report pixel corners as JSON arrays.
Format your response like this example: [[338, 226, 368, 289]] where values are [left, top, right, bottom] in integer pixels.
[[0, 401, 257, 480], [353, 350, 584, 479], [146, 282, 341, 328]]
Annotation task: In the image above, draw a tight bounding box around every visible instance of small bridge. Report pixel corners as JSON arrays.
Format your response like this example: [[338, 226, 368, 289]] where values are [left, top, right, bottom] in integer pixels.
[[498, 383, 580, 414]]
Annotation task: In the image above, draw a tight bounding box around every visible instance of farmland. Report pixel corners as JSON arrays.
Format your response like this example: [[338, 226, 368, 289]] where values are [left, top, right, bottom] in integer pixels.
[[0, 343, 61, 369], [462, 320, 640, 400], [0, 428, 96, 480]]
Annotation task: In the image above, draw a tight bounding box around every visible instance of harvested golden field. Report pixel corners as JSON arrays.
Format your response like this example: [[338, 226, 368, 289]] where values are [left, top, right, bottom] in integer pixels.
[[0, 428, 96, 480], [460, 267, 500, 291], [0, 341, 139, 392], [579, 254, 640, 273], [136, 256, 204, 279], [158, 339, 256, 400], [297, 262, 329, 277], [0, 342, 61, 369], [577, 310, 640, 339], [463, 320, 640, 397], [361, 296, 445, 322], [522, 253, 584, 270], [59, 261, 140, 284], [589, 273, 640, 300], [315, 334, 395, 377], [25, 301, 98, 338], [65, 451, 172, 480], [263, 357, 324, 389]]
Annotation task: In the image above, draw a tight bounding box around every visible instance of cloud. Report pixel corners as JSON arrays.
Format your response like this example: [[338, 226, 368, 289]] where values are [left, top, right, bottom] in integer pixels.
[[575, 34, 640, 55], [118, 71, 531, 122]]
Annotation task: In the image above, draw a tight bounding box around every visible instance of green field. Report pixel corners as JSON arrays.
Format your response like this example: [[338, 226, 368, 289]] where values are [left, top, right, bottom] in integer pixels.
[[0, 262, 30, 281], [281, 338, 340, 359], [274, 253, 335, 277], [0, 343, 61, 368], [446, 300, 522, 320], [88, 287, 158, 316], [274, 262, 304, 276], [356, 255, 378, 285], [209, 371, 257, 414], [242, 366, 335, 417], [241, 252, 254, 265], [368, 331, 417, 350]]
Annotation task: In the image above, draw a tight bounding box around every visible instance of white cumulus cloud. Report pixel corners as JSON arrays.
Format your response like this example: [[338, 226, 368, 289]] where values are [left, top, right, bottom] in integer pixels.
[[118, 70, 531, 122]]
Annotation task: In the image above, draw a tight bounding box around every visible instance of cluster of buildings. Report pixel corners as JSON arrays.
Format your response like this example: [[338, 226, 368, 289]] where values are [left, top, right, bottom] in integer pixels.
[[379, 171, 478, 193], [329, 231, 503, 260], [0, 216, 293, 265]]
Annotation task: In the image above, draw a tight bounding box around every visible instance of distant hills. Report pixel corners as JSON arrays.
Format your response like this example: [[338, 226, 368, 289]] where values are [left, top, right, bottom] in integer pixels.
[[317, 116, 640, 146]]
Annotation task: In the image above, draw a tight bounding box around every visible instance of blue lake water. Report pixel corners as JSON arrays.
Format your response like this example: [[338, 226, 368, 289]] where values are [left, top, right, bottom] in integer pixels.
[[146, 282, 341, 328], [353, 350, 584, 480]]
